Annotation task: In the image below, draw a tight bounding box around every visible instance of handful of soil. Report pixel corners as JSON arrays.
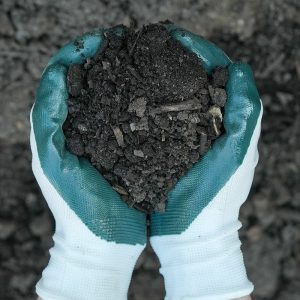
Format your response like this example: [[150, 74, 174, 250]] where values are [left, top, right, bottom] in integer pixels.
[[63, 23, 228, 213]]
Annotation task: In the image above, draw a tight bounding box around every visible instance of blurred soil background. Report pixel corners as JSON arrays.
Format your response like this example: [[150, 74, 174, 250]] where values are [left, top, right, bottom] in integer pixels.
[[0, 0, 299, 299]]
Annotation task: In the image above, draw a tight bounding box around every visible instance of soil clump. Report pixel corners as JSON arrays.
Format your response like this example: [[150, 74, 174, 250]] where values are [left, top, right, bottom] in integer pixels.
[[63, 23, 228, 213]]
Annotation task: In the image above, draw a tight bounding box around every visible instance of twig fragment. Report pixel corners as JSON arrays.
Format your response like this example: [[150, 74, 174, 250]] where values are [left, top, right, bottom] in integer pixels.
[[112, 185, 128, 195], [149, 98, 202, 116], [111, 126, 125, 147]]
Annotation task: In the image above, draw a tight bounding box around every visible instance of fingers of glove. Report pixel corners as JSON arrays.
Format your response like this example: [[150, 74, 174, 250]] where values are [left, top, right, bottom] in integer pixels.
[[47, 30, 104, 67], [31, 30, 147, 245], [225, 62, 262, 164]]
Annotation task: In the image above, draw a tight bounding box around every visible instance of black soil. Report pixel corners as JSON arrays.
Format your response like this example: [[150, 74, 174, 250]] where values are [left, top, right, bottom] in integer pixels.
[[63, 23, 228, 213]]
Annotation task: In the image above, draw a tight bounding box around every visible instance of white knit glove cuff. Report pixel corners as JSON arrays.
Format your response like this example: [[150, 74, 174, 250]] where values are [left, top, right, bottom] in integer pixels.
[[36, 233, 143, 300], [151, 223, 253, 300]]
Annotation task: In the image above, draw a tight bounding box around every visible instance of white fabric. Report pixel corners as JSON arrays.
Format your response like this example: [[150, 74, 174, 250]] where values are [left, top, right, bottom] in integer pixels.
[[30, 116, 145, 300], [151, 109, 262, 300]]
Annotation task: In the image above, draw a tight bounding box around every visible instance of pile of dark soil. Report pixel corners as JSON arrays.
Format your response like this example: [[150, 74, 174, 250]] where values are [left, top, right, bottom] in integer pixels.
[[63, 23, 228, 213]]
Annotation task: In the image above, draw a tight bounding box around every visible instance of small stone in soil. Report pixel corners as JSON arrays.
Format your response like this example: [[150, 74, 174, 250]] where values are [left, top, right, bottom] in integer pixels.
[[128, 97, 147, 117], [209, 86, 227, 107]]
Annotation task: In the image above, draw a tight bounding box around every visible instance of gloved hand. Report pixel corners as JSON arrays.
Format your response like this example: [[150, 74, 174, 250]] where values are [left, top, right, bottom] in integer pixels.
[[30, 28, 146, 300], [150, 25, 263, 300]]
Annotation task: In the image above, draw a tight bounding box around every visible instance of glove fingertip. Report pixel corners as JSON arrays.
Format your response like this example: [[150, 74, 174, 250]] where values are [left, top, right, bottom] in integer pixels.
[[48, 30, 104, 67], [227, 62, 261, 111]]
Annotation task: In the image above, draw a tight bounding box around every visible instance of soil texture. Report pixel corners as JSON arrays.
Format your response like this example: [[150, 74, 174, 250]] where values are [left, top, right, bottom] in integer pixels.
[[63, 24, 228, 213]]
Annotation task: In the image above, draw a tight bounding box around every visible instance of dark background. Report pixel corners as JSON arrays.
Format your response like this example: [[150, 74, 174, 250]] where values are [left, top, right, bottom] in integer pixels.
[[0, 0, 299, 299]]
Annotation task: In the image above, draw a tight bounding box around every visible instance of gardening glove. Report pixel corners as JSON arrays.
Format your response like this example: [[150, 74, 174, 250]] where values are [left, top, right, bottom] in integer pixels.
[[30, 28, 146, 300], [150, 25, 263, 300]]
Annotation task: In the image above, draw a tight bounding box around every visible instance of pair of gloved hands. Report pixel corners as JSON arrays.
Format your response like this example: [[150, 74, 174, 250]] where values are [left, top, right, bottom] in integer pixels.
[[31, 24, 262, 300]]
